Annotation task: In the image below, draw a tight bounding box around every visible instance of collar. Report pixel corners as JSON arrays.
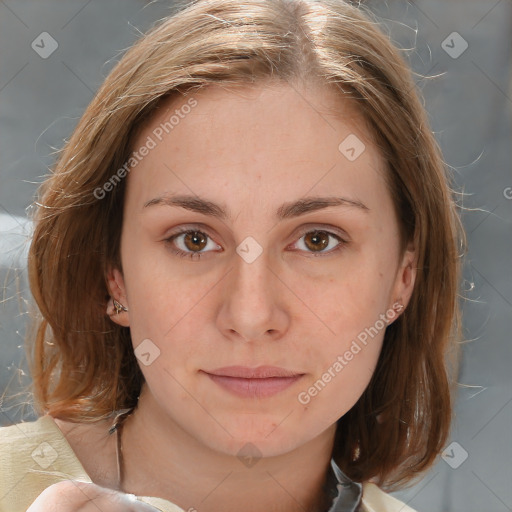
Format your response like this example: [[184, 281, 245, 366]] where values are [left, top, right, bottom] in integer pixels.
[[323, 458, 363, 512]]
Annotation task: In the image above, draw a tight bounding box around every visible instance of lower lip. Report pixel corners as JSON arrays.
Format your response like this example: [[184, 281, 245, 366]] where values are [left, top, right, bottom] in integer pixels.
[[204, 373, 304, 398]]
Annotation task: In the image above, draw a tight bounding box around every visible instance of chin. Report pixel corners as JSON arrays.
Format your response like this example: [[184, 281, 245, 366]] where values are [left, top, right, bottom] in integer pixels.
[[213, 430, 304, 459], [194, 413, 312, 458]]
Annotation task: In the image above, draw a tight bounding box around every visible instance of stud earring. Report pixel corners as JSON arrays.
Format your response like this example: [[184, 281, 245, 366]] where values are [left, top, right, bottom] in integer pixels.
[[113, 298, 128, 314]]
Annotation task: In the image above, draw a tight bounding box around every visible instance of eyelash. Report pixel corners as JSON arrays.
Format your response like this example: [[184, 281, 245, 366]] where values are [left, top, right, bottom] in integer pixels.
[[164, 225, 349, 260]]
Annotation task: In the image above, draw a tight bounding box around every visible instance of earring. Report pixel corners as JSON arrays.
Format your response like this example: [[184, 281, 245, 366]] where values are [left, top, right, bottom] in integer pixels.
[[113, 298, 128, 314]]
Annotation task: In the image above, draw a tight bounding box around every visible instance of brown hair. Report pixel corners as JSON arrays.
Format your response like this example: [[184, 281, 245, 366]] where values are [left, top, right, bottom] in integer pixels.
[[25, 0, 465, 490]]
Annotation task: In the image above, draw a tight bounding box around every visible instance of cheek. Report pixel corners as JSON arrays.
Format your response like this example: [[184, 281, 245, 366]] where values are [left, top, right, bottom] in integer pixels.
[[296, 337, 384, 431], [304, 262, 388, 341], [294, 257, 391, 390], [296, 293, 386, 426], [121, 235, 191, 321]]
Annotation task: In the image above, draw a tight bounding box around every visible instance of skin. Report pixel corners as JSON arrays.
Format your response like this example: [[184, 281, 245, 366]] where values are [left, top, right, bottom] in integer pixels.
[[54, 80, 416, 512], [27, 481, 160, 512]]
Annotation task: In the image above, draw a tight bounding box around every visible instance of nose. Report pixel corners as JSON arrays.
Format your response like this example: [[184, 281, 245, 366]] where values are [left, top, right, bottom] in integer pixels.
[[216, 246, 289, 344]]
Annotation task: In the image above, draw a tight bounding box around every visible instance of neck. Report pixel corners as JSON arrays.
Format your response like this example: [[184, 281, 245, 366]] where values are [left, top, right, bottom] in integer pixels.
[[119, 386, 337, 512]]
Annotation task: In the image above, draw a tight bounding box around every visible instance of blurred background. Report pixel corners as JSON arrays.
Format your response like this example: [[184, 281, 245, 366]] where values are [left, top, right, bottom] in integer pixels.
[[0, 1, 511, 511]]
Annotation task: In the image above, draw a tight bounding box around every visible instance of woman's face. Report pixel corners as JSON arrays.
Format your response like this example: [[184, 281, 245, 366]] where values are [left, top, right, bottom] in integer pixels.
[[107, 81, 416, 457]]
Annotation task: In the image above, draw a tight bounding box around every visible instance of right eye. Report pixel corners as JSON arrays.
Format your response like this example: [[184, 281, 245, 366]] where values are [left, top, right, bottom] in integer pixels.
[[164, 228, 221, 260]]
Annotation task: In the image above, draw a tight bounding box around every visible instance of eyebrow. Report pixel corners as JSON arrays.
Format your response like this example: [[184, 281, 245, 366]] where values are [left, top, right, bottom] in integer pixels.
[[142, 194, 369, 220]]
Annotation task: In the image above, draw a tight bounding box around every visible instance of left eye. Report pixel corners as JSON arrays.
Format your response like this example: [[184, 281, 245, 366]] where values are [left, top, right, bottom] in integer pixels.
[[291, 229, 346, 255], [164, 227, 347, 260], [165, 229, 221, 260]]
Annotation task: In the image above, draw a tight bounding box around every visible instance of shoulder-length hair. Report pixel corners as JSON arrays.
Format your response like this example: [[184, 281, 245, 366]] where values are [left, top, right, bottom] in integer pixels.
[[26, 0, 465, 490]]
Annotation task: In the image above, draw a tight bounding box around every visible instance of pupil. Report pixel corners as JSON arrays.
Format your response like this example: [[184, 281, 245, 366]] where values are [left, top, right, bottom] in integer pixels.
[[307, 231, 328, 251], [186, 231, 206, 251], [183, 231, 330, 253]]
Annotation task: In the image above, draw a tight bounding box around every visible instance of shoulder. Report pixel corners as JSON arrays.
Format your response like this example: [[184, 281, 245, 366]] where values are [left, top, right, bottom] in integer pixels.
[[0, 415, 93, 512], [361, 482, 418, 512], [0, 415, 66, 466]]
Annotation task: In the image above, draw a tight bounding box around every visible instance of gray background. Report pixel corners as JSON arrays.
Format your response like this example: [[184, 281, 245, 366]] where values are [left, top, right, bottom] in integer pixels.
[[0, 1, 511, 511]]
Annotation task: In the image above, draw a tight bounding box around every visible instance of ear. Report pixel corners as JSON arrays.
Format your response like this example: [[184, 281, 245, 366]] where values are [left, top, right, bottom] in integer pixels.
[[105, 266, 130, 327], [388, 240, 417, 323]]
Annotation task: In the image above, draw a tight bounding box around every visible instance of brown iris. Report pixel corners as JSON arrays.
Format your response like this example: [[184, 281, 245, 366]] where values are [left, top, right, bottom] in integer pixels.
[[183, 231, 208, 252], [180, 229, 332, 254], [303, 230, 330, 252]]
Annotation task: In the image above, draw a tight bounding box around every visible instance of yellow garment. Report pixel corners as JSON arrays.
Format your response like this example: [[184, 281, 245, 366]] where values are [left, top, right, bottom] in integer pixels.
[[0, 415, 417, 512]]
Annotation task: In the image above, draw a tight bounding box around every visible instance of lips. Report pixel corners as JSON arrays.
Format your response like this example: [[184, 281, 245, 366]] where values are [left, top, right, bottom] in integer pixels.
[[202, 366, 305, 398], [207, 365, 303, 379]]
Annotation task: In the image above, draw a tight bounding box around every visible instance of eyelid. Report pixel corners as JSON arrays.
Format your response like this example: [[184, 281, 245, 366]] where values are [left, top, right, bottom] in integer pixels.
[[163, 222, 350, 258], [165, 224, 222, 251], [165, 222, 350, 242], [293, 223, 351, 242]]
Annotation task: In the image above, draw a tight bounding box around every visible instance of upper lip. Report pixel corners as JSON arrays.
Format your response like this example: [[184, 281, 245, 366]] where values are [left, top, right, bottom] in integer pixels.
[[204, 366, 304, 379]]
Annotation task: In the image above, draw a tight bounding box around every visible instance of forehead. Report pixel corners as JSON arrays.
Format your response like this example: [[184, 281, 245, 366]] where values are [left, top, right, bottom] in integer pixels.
[[138, 81, 370, 150], [124, 81, 388, 216]]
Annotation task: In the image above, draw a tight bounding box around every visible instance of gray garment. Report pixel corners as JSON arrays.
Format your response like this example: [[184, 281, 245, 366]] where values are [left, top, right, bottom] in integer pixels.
[[324, 458, 362, 512]]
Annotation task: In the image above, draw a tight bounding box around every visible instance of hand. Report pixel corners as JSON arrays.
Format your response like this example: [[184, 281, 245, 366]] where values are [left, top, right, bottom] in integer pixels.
[[27, 480, 161, 512]]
